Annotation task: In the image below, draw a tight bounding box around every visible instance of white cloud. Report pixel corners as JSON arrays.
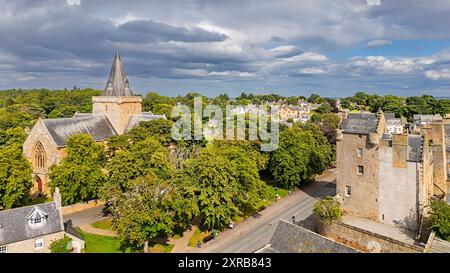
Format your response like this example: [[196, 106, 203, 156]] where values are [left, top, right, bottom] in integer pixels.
[[365, 39, 392, 48], [297, 67, 327, 75], [424, 69, 450, 80]]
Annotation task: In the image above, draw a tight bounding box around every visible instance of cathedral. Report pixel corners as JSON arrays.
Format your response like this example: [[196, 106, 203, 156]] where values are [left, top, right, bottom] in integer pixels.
[[23, 51, 165, 195]]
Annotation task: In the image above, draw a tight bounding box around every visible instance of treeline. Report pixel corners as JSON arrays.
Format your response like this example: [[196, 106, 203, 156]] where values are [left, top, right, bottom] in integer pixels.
[[341, 92, 450, 121]]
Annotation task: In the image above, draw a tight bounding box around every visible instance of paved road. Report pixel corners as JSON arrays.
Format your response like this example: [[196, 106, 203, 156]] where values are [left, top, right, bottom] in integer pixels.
[[63, 205, 108, 227], [194, 172, 336, 253]]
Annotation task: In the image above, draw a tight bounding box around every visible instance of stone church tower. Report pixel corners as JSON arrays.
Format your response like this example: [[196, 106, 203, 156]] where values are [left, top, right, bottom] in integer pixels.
[[92, 51, 142, 134], [23, 51, 165, 196]]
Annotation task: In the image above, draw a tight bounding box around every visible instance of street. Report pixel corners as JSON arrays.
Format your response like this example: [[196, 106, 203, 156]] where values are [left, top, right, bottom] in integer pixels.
[[193, 171, 336, 253]]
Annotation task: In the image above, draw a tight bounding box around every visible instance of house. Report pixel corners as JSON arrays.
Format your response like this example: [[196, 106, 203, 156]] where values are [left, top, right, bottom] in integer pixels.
[[22, 51, 165, 195], [384, 112, 404, 134], [0, 189, 84, 253], [410, 114, 442, 133]]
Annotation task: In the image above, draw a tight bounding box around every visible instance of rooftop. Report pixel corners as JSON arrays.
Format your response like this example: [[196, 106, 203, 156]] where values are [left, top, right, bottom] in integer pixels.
[[256, 220, 357, 253], [340, 113, 379, 135], [102, 51, 134, 96], [43, 115, 117, 147], [0, 202, 63, 245]]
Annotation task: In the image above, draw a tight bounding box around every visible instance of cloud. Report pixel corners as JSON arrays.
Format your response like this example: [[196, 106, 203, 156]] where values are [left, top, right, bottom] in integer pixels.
[[365, 39, 392, 48], [1, 0, 450, 97], [424, 69, 450, 80]]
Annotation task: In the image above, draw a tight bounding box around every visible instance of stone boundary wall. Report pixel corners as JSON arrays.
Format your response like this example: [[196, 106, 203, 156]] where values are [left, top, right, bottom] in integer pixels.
[[61, 199, 105, 216], [317, 220, 423, 253]]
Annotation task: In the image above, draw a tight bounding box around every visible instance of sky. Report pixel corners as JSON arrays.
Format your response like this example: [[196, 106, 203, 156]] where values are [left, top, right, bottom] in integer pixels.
[[0, 0, 450, 98]]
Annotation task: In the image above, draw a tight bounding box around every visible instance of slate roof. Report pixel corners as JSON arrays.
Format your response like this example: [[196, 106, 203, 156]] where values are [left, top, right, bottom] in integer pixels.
[[43, 115, 117, 147], [123, 113, 166, 133], [384, 112, 396, 121], [425, 232, 450, 253], [257, 220, 358, 253], [102, 51, 134, 96], [0, 202, 63, 245], [340, 113, 379, 135], [408, 135, 423, 162]]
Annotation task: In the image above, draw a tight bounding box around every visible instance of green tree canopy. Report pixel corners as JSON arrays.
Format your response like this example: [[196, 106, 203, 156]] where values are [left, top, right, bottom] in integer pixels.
[[0, 144, 32, 210], [49, 134, 106, 205], [269, 125, 332, 189]]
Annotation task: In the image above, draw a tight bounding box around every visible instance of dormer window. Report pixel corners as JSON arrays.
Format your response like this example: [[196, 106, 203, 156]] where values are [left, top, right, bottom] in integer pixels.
[[26, 207, 48, 229]]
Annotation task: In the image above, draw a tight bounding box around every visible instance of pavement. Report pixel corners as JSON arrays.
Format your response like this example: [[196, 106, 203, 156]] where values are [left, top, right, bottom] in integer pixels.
[[192, 171, 337, 253]]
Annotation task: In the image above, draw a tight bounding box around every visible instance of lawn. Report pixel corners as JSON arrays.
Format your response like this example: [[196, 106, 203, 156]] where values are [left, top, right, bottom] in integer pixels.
[[147, 242, 174, 253], [188, 227, 211, 247], [91, 219, 113, 230], [78, 229, 137, 253], [78, 229, 173, 253], [25, 196, 53, 206]]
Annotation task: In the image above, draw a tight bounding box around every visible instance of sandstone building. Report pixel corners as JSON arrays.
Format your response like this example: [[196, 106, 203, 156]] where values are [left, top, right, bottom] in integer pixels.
[[23, 51, 164, 195], [336, 110, 448, 232]]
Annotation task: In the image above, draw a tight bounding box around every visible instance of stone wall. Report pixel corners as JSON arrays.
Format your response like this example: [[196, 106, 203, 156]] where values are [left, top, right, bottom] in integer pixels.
[[317, 221, 423, 253], [23, 119, 66, 195], [4, 231, 65, 253], [378, 143, 420, 230], [336, 133, 379, 220], [92, 96, 142, 135]]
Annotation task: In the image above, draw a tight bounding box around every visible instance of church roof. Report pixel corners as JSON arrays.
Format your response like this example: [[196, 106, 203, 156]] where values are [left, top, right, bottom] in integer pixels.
[[123, 113, 167, 133], [43, 115, 117, 147], [0, 202, 63, 246], [102, 51, 134, 96]]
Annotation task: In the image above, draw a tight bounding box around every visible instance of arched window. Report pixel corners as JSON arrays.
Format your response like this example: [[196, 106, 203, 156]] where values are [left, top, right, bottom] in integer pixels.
[[34, 142, 46, 169]]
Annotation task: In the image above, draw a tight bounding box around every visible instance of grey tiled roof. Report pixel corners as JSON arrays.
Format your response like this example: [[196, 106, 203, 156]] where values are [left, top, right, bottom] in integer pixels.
[[408, 135, 423, 162], [262, 220, 358, 253], [43, 115, 117, 147], [0, 202, 63, 245], [124, 113, 166, 133], [102, 51, 134, 96], [384, 112, 396, 121], [340, 113, 379, 135]]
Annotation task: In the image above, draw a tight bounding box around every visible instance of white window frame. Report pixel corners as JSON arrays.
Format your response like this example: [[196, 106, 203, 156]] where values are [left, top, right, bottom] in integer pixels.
[[0, 245, 7, 253], [357, 165, 364, 175], [34, 238, 44, 250], [345, 185, 351, 197]]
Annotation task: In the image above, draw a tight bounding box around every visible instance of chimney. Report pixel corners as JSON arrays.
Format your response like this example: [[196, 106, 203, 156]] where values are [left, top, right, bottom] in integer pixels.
[[392, 134, 408, 168], [53, 187, 62, 210]]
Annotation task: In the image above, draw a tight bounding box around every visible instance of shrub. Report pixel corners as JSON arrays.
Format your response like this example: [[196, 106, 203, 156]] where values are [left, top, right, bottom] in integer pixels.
[[50, 235, 72, 253], [430, 199, 450, 241], [313, 196, 342, 224]]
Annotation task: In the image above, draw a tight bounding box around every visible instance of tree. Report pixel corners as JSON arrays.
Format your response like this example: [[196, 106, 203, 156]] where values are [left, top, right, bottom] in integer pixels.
[[139, 119, 174, 146], [430, 199, 450, 241], [50, 236, 73, 253], [0, 126, 27, 147], [106, 136, 173, 191], [108, 174, 193, 248], [313, 196, 342, 224], [49, 134, 105, 205], [269, 126, 332, 189], [183, 147, 240, 229], [0, 144, 32, 210]]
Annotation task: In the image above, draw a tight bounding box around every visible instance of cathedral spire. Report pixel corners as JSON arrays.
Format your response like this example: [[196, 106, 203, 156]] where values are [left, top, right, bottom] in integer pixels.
[[102, 50, 134, 96]]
